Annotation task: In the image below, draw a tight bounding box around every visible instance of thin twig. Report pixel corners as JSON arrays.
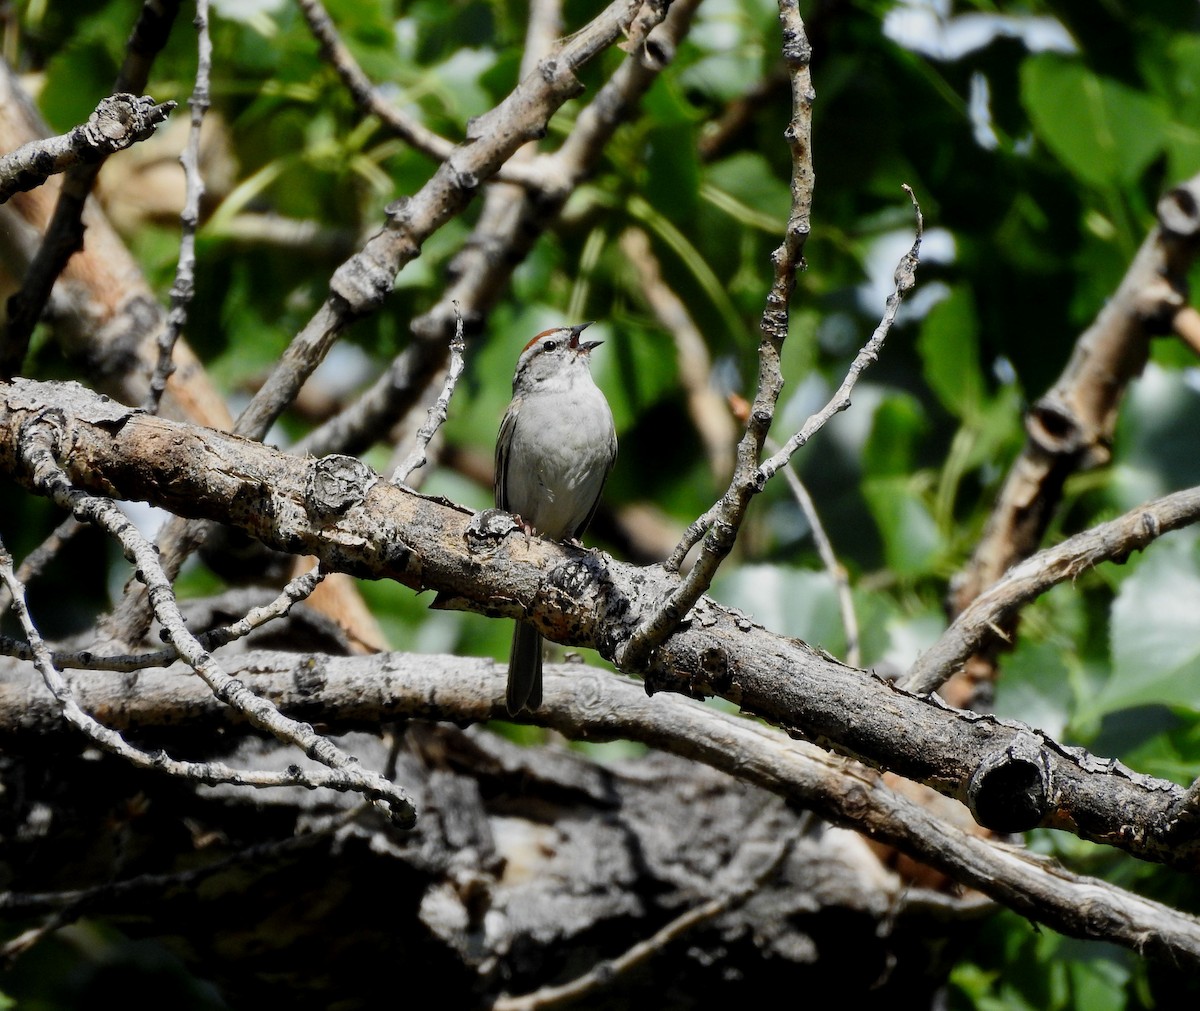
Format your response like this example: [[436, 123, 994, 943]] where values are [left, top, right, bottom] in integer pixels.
[[0, 537, 375, 809], [232, 0, 657, 447], [292, 0, 700, 461], [1, 564, 326, 672], [618, 0, 816, 670], [391, 307, 467, 485], [144, 0, 211, 414], [295, 0, 542, 188], [772, 441, 860, 667], [0, 514, 83, 613], [626, 186, 920, 671], [758, 187, 921, 486]]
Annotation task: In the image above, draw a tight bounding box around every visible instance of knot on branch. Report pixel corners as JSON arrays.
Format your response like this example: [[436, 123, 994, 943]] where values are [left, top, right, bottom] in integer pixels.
[[542, 552, 611, 640], [1131, 276, 1186, 334], [967, 733, 1052, 833], [1157, 182, 1200, 240], [15, 404, 80, 494], [305, 455, 376, 519], [329, 247, 397, 316], [445, 157, 480, 193], [618, 0, 672, 68], [464, 508, 520, 553], [699, 645, 733, 694], [81, 94, 176, 154], [535, 55, 584, 99], [1026, 395, 1099, 462], [329, 200, 414, 313], [778, 25, 812, 66]]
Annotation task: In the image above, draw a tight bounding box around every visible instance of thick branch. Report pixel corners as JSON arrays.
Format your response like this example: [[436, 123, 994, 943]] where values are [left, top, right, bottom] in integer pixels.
[[3, 650, 1199, 965], [2, 377, 1199, 868], [947, 172, 1200, 701]]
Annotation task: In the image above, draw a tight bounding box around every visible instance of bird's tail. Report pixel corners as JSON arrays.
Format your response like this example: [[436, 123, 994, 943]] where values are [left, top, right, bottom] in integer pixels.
[[506, 620, 543, 715]]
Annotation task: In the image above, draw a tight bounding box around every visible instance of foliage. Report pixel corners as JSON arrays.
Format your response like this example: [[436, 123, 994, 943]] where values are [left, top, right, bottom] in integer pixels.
[[3, 0, 1200, 1007]]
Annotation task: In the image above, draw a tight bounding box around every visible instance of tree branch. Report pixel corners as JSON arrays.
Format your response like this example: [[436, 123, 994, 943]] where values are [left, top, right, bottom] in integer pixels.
[[3, 648, 1199, 965], [11, 398, 415, 826], [1, 0, 182, 375], [232, 0, 667, 445], [0, 94, 175, 207], [902, 485, 1200, 695], [3, 376, 1199, 868], [143, 0, 211, 414], [618, 0, 818, 670], [294, 0, 699, 461], [945, 171, 1200, 704]]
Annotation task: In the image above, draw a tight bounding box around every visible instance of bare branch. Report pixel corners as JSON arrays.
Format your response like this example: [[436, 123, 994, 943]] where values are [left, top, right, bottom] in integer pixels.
[[0, 94, 175, 206], [901, 485, 1200, 695], [7, 649, 1200, 964], [629, 185, 919, 668], [0, 538, 370, 806], [0, 514, 82, 613], [0, 59, 233, 429], [758, 188, 922, 486], [774, 444, 861, 667], [294, 0, 700, 461], [144, 0, 212, 413], [1, 565, 326, 672], [1, 0, 183, 376], [232, 0, 664, 445], [619, 0, 816, 668], [946, 171, 1200, 704], [391, 308, 467, 485], [294, 0, 542, 189], [6, 377, 1200, 867]]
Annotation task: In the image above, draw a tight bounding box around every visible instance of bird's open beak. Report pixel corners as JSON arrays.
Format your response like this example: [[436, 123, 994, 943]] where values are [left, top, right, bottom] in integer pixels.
[[568, 321, 602, 352]]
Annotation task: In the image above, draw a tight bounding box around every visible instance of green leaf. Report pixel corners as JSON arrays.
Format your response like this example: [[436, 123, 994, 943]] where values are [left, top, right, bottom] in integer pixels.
[[996, 637, 1074, 741], [1084, 530, 1200, 719], [862, 392, 927, 477], [859, 599, 946, 676], [702, 152, 792, 230], [645, 121, 701, 224], [712, 565, 846, 656], [1141, 34, 1200, 182], [916, 286, 983, 420], [1021, 55, 1169, 187], [862, 475, 940, 577]]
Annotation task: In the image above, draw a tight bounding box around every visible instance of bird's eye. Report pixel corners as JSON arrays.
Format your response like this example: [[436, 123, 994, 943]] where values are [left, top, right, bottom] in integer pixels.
[[543, 340, 558, 352]]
